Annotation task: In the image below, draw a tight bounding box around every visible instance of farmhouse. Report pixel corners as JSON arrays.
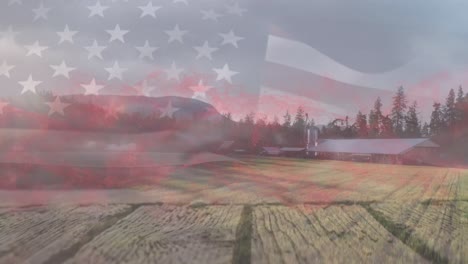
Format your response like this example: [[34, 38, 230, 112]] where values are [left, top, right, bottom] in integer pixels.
[[308, 138, 439, 164]]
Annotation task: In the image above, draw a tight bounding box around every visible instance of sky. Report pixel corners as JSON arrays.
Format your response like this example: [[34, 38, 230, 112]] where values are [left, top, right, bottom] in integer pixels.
[[1, 0, 468, 123]]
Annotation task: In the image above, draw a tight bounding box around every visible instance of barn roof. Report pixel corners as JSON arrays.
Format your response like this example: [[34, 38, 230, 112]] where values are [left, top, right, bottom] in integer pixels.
[[262, 147, 282, 155], [262, 147, 281, 151], [281, 147, 306, 152], [309, 138, 439, 155]]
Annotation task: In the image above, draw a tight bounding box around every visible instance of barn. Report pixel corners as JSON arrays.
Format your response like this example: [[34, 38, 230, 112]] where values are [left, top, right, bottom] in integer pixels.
[[280, 147, 307, 157], [260, 147, 282, 156], [308, 138, 440, 164]]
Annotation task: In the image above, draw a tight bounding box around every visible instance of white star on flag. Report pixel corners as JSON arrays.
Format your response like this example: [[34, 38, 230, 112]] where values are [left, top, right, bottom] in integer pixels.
[[50, 61, 75, 78], [165, 24, 187, 44], [33, 2, 51, 21], [106, 24, 129, 43], [19, 75, 41, 94], [219, 30, 243, 48], [139, 2, 162, 18], [213, 64, 238, 83], [165, 62, 183, 81], [81, 78, 104, 95], [159, 101, 179, 118], [105, 61, 127, 80], [88, 1, 109, 18], [25, 41, 48, 57], [57, 25, 77, 44], [85, 40, 106, 60], [190, 80, 212, 100], [134, 79, 156, 96], [0, 61, 15, 78], [46, 96, 69, 116], [136, 41, 158, 60], [194, 41, 218, 60]]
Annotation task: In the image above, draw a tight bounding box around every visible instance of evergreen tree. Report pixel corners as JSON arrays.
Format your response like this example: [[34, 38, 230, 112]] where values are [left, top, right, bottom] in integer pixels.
[[292, 106, 306, 129], [405, 101, 421, 137], [429, 102, 444, 136], [222, 112, 234, 139], [374, 97, 383, 134], [391, 86, 407, 137], [320, 126, 328, 138], [281, 110, 292, 145], [325, 119, 343, 139], [341, 115, 355, 138], [373, 97, 383, 118], [292, 107, 307, 145], [443, 88, 456, 129], [223, 112, 232, 120], [455, 86, 465, 127], [368, 97, 383, 137], [253, 116, 268, 148], [282, 110, 291, 128], [456, 86, 465, 104], [268, 116, 282, 146], [272, 116, 280, 127], [380, 115, 394, 138], [355, 111, 368, 138], [244, 112, 255, 125], [238, 112, 255, 150], [368, 110, 378, 137], [421, 122, 430, 137]]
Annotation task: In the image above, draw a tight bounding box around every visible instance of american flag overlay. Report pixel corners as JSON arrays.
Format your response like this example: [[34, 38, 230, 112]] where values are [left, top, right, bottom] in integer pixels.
[[2, 0, 460, 122], [0, 0, 275, 119], [1, 2, 468, 263]]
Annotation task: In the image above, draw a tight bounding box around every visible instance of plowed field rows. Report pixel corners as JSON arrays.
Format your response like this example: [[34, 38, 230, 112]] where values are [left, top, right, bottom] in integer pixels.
[[66, 205, 243, 264], [0, 205, 131, 264], [0, 157, 467, 263], [251, 205, 427, 264]]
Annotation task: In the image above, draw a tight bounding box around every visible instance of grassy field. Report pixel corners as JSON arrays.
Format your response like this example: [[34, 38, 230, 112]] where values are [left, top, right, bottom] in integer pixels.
[[1, 156, 467, 263], [147, 155, 468, 204]]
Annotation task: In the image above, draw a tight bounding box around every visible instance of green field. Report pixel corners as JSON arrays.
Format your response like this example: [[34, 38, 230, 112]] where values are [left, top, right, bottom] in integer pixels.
[[0, 156, 467, 263]]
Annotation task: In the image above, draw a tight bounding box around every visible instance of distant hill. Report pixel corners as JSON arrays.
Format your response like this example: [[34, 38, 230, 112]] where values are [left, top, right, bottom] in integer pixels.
[[0, 94, 226, 133], [68, 94, 223, 122], [0, 94, 230, 153]]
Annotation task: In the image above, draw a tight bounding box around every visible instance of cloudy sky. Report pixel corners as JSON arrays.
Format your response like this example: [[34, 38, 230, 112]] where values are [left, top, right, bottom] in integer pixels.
[[1, 0, 467, 122]]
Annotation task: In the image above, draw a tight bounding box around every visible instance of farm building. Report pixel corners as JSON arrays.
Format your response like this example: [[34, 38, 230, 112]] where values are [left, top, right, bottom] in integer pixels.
[[260, 147, 282, 156], [259, 147, 307, 157], [308, 138, 440, 164], [280, 147, 307, 157], [217, 140, 250, 154]]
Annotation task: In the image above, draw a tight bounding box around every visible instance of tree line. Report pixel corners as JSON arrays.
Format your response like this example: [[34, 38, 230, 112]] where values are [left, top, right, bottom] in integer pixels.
[[1, 87, 467, 158], [221, 86, 468, 153]]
